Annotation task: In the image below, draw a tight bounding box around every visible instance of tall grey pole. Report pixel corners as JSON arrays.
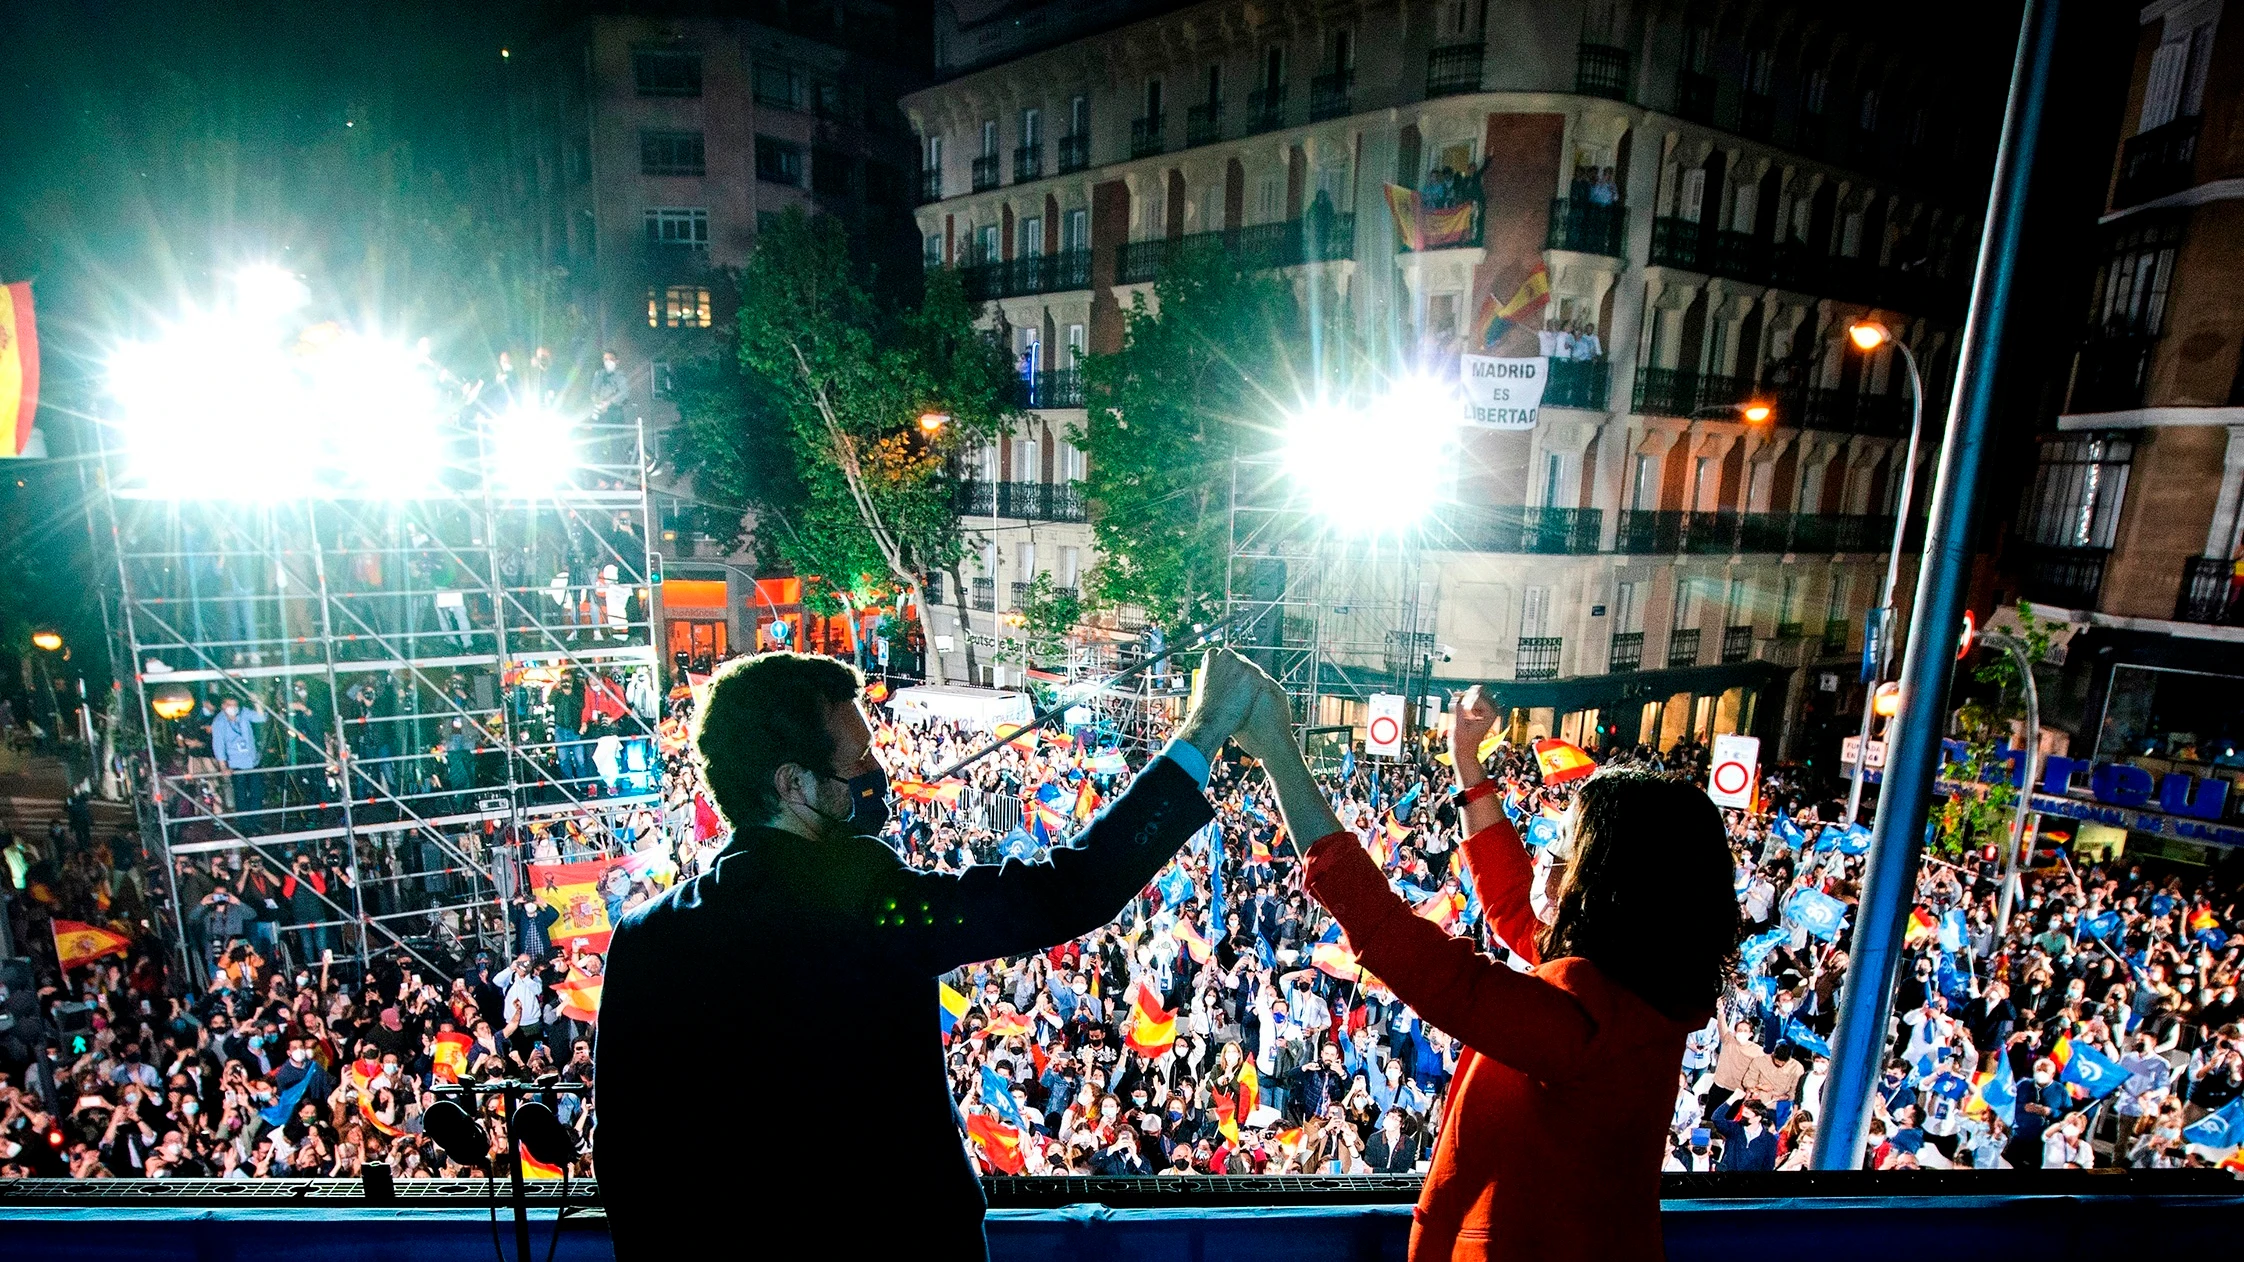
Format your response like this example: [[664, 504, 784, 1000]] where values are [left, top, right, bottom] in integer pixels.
[[1814, 0, 2063, 1170], [1984, 633, 2040, 933], [1845, 340, 1926, 825]]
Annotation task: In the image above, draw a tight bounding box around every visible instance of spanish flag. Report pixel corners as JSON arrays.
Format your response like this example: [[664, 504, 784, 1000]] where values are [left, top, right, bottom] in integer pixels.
[[963, 1111, 1027, 1174], [1212, 1093, 1240, 1143], [519, 1145, 564, 1181], [1272, 1125, 1305, 1152], [52, 919, 130, 971], [1124, 982, 1177, 1055], [2190, 906, 2219, 933], [863, 680, 891, 704], [983, 1009, 1034, 1039], [1531, 738, 1596, 785], [1249, 835, 1273, 864], [1904, 906, 1939, 949], [0, 281, 39, 458], [555, 971, 602, 1024], [1383, 184, 1426, 252], [528, 861, 615, 952], [1415, 890, 1464, 933], [1474, 262, 1552, 348], [938, 983, 970, 1037], [1311, 934, 1362, 982], [344, 1060, 403, 1136], [895, 779, 966, 807], [432, 1032, 473, 1083], [1236, 1062, 1260, 1122], [1072, 779, 1102, 821], [1172, 917, 1213, 965], [994, 722, 1040, 751], [1435, 729, 1505, 767]]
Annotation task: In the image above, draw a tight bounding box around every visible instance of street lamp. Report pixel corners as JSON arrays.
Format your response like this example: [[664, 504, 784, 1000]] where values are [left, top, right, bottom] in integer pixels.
[[918, 411, 950, 435], [1842, 319, 1928, 825], [30, 630, 63, 652], [1687, 400, 1776, 424]]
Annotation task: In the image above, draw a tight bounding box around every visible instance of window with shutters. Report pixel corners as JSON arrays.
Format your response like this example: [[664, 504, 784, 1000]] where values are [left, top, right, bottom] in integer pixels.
[[1019, 216, 1044, 259], [1012, 437, 1041, 483], [1062, 208, 1089, 253], [1522, 586, 1551, 638]]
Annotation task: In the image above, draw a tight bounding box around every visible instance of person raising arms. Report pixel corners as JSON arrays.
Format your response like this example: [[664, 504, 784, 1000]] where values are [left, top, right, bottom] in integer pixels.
[[1236, 676, 1737, 1262]]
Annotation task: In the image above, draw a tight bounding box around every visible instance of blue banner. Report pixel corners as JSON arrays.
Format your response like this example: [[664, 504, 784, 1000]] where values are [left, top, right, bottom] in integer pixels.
[[1783, 888, 1850, 942]]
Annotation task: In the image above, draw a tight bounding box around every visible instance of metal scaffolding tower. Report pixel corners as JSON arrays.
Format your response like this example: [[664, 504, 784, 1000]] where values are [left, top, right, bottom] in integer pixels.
[[101, 409, 664, 985]]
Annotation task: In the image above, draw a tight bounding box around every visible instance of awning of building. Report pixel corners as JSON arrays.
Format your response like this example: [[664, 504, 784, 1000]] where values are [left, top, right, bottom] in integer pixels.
[[886, 684, 1035, 730], [661, 578, 729, 610]]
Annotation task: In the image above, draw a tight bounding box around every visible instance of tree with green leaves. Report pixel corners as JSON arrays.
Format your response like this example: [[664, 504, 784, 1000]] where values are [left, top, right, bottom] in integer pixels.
[[1934, 604, 2055, 855], [673, 210, 1019, 683], [1075, 245, 1311, 635]]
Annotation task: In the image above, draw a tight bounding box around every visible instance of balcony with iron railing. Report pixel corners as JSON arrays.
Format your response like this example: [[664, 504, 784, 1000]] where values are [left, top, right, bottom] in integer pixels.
[[959, 250, 1093, 301], [1516, 636, 1563, 680], [1632, 366, 1699, 417], [1186, 101, 1224, 147], [2019, 544, 2107, 611], [1057, 133, 1090, 174], [1013, 143, 1043, 183], [955, 480, 1089, 522], [1710, 231, 1765, 282], [1575, 43, 1630, 100], [1666, 627, 1702, 669], [1012, 367, 1084, 409], [1439, 506, 1603, 554], [1426, 43, 1484, 97], [1608, 630, 1644, 673], [2176, 556, 2244, 626], [1131, 114, 1166, 158], [971, 577, 996, 611], [1822, 618, 1850, 654], [1544, 357, 1609, 410], [1545, 198, 1627, 256], [1246, 86, 1288, 134], [1775, 620, 1806, 640], [1721, 625, 1754, 663], [1649, 216, 1704, 270], [1309, 69, 1355, 120], [1618, 510, 1896, 556], [971, 154, 1000, 192], [2114, 115, 2200, 209], [919, 168, 942, 203], [1114, 214, 1355, 284]]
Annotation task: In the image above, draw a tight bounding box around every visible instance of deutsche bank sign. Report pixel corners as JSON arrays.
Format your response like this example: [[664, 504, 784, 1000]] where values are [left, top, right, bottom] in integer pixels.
[[1460, 355, 1547, 430]]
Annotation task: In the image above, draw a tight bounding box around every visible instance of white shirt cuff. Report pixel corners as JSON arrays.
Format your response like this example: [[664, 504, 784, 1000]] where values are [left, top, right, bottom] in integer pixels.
[[1160, 738, 1213, 788]]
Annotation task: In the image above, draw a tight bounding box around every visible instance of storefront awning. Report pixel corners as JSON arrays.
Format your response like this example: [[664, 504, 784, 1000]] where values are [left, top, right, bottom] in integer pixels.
[[886, 684, 1035, 731]]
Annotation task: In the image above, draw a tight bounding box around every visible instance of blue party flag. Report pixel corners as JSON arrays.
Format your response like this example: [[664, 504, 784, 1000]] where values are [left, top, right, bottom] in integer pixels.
[[2183, 1096, 2244, 1159], [1937, 909, 1967, 953], [1782, 888, 1850, 942], [260, 1072, 314, 1128], [999, 827, 1037, 862], [1524, 816, 1561, 850], [1837, 823, 1874, 856], [1340, 748, 1355, 781], [1157, 863, 1194, 909], [1783, 1016, 1831, 1059], [1739, 927, 1788, 970], [1971, 1056, 2017, 1124], [981, 1064, 1029, 1132], [2084, 909, 2121, 940], [2052, 1034, 2125, 1100], [1773, 817, 1806, 848]]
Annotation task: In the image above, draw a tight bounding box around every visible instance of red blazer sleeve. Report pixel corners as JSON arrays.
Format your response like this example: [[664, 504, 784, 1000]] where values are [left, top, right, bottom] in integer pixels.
[[1305, 832, 1597, 1085], [1458, 818, 1540, 967]]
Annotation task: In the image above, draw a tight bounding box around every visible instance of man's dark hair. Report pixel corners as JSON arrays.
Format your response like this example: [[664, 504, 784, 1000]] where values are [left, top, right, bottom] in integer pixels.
[[692, 651, 863, 829], [1537, 770, 1740, 1022]]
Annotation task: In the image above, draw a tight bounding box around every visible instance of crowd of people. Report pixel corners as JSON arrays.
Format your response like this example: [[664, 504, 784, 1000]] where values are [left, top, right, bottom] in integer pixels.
[[3, 677, 2242, 1182]]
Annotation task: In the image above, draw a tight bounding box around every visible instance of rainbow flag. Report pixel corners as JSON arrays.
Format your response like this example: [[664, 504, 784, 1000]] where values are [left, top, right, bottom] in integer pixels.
[[1532, 738, 1596, 785], [52, 919, 131, 971], [527, 861, 615, 952], [1124, 982, 1177, 1055], [938, 983, 970, 1037], [1172, 917, 1213, 965], [0, 281, 39, 458], [432, 1032, 473, 1083]]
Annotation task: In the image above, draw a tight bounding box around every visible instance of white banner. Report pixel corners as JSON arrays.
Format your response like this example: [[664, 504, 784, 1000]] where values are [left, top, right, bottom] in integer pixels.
[[1460, 355, 1547, 430], [1839, 735, 1888, 772], [1365, 693, 1406, 757], [1707, 734, 1760, 809]]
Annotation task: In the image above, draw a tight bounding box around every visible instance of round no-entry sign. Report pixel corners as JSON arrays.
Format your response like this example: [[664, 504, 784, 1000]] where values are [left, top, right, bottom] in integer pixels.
[[1712, 760, 1751, 796], [1367, 715, 1400, 748]]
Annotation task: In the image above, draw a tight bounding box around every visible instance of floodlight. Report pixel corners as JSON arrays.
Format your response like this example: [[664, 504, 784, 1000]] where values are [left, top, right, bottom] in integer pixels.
[[488, 402, 579, 496], [234, 265, 308, 322], [1873, 681, 1902, 718], [1741, 401, 1773, 424], [30, 630, 63, 652], [1282, 375, 1458, 534]]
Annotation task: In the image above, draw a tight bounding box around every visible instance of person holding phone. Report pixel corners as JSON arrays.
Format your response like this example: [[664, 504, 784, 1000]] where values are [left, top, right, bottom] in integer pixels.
[[1237, 675, 1738, 1262]]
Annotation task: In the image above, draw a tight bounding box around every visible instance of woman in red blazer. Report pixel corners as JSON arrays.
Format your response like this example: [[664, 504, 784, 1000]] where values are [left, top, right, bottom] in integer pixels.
[[1239, 680, 1738, 1262]]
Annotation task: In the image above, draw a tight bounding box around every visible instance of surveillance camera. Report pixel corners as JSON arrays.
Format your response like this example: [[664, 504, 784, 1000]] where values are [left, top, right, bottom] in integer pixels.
[[1436, 645, 1455, 663]]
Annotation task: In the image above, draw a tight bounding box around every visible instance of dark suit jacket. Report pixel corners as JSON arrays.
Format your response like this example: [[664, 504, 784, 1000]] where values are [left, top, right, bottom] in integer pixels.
[[594, 757, 1212, 1260]]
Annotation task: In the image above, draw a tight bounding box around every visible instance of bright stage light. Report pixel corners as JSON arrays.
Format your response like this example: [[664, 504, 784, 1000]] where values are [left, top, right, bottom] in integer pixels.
[[234, 265, 308, 321], [488, 402, 578, 496], [1282, 375, 1459, 534]]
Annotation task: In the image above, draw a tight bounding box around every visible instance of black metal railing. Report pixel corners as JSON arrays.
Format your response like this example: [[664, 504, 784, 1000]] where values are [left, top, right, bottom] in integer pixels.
[[1018, 368, 1084, 409], [1576, 43, 1630, 100], [1615, 509, 1685, 554], [1546, 199, 1626, 256], [956, 481, 995, 515], [2176, 556, 2244, 626], [971, 577, 996, 611], [1792, 386, 1907, 437], [2114, 116, 2200, 209], [2069, 336, 2157, 413], [1426, 44, 1484, 97], [956, 481, 1089, 523], [1057, 134, 1090, 174], [1545, 358, 1609, 410], [1682, 510, 1742, 554], [1678, 72, 1717, 123], [1667, 627, 1702, 669], [1131, 114, 1166, 157], [959, 250, 1093, 301], [1609, 630, 1644, 673], [1441, 506, 1603, 554], [1113, 214, 1355, 284], [1650, 216, 1704, 269], [1517, 637, 1563, 680], [1309, 69, 1355, 120], [1014, 143, 1043, 183], [1186, 101, 1224, 147], [1775, 621, 1806, 640], [920, 168, 942, 203], [1722, 624, 1753, 663], [1823, 619, 1850, 653], [1618, 510, 1895, 556], [2019, 544, 2107, 611], [1246, 86, 1288, 134], [1768, 240, 1824, 291], [1633, 366, 1699, 416], [971, 154, 1000, 191], [1711, 231, 1764, 281]]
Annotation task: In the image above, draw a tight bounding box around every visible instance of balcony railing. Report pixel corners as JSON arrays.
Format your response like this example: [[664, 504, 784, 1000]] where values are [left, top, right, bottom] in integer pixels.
[[1013, 143, 1043, 182], [1186, 101, 1224, 147], [1677, 72, 1717, 123], [971, 154, 1000, 191], [2019, 544, 2107, 611], [1615, 509, 1684, 554], [1440, 506, 1603, 554], [1792, 386, 1908, 437], [1516, 636, 1563, 680], [1309, 69, 1355, 120], [2176, 556, 2244, 626], [1632, 366, 1699, 416], [1710, 231, 1765, 282], [1426, 43, 1484, 97], [1246, 86, 1288, 134], [2114, 115, 2200, 209], [956, 481, 1089, 523], [1057, 134, 1090, 174], [1768, 240, 1824, 291], [1609, 630, 1645, 673], [1618, 510, 1896, 556], [1545, 199, 1626, 256], [1822, 618, 1850, 653], [1667, 627, 1702, 669], [919, 168, 942, 203], [959, 250, 1093, 301], [1130, 114, 1166, 158], [1576, 43, 1630, 100], [1649, 216, 1704, 269], [971, 577, 996, 611], [1544, 357, 1609, 410], [1775, 621, 1806, 640], [1114, 214, 1355, 284], [1721, 625, 1754, 663], [2069, 336, 2157, 413], [1016, 367, 1084, 409]]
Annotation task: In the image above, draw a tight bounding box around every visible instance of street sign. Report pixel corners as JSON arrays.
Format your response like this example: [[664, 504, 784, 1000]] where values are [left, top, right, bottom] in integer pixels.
[[1840, 734, 1888, 771], [1708, 734, 1760, 809], [1365, 693, 1405, 757]]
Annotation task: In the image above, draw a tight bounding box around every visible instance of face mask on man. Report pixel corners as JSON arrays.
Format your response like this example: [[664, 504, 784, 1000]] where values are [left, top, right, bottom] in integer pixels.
[[289, 1048, 311, 1065], [2033, 1071, 2053, 1085]]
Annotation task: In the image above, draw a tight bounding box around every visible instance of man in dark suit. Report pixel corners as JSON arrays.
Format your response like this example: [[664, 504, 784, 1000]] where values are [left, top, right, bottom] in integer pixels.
[[596, 649, 1260, 1260]]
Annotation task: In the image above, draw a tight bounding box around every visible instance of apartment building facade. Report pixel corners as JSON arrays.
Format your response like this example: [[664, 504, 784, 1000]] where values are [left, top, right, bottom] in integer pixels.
[[906, 0, 2006, 759], [503, 0, 924, 674], [2004, 0, 2244, 865]]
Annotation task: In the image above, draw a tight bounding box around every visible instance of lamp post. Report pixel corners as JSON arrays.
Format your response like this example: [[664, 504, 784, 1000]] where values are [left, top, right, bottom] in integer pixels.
[[1979, 631, 2041, 933], [1842, 320, 1927, 826]]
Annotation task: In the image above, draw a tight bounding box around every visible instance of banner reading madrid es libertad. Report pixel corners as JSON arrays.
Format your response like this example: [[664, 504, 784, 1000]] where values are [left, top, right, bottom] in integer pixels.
[[1460, 355, 1546, 430]]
